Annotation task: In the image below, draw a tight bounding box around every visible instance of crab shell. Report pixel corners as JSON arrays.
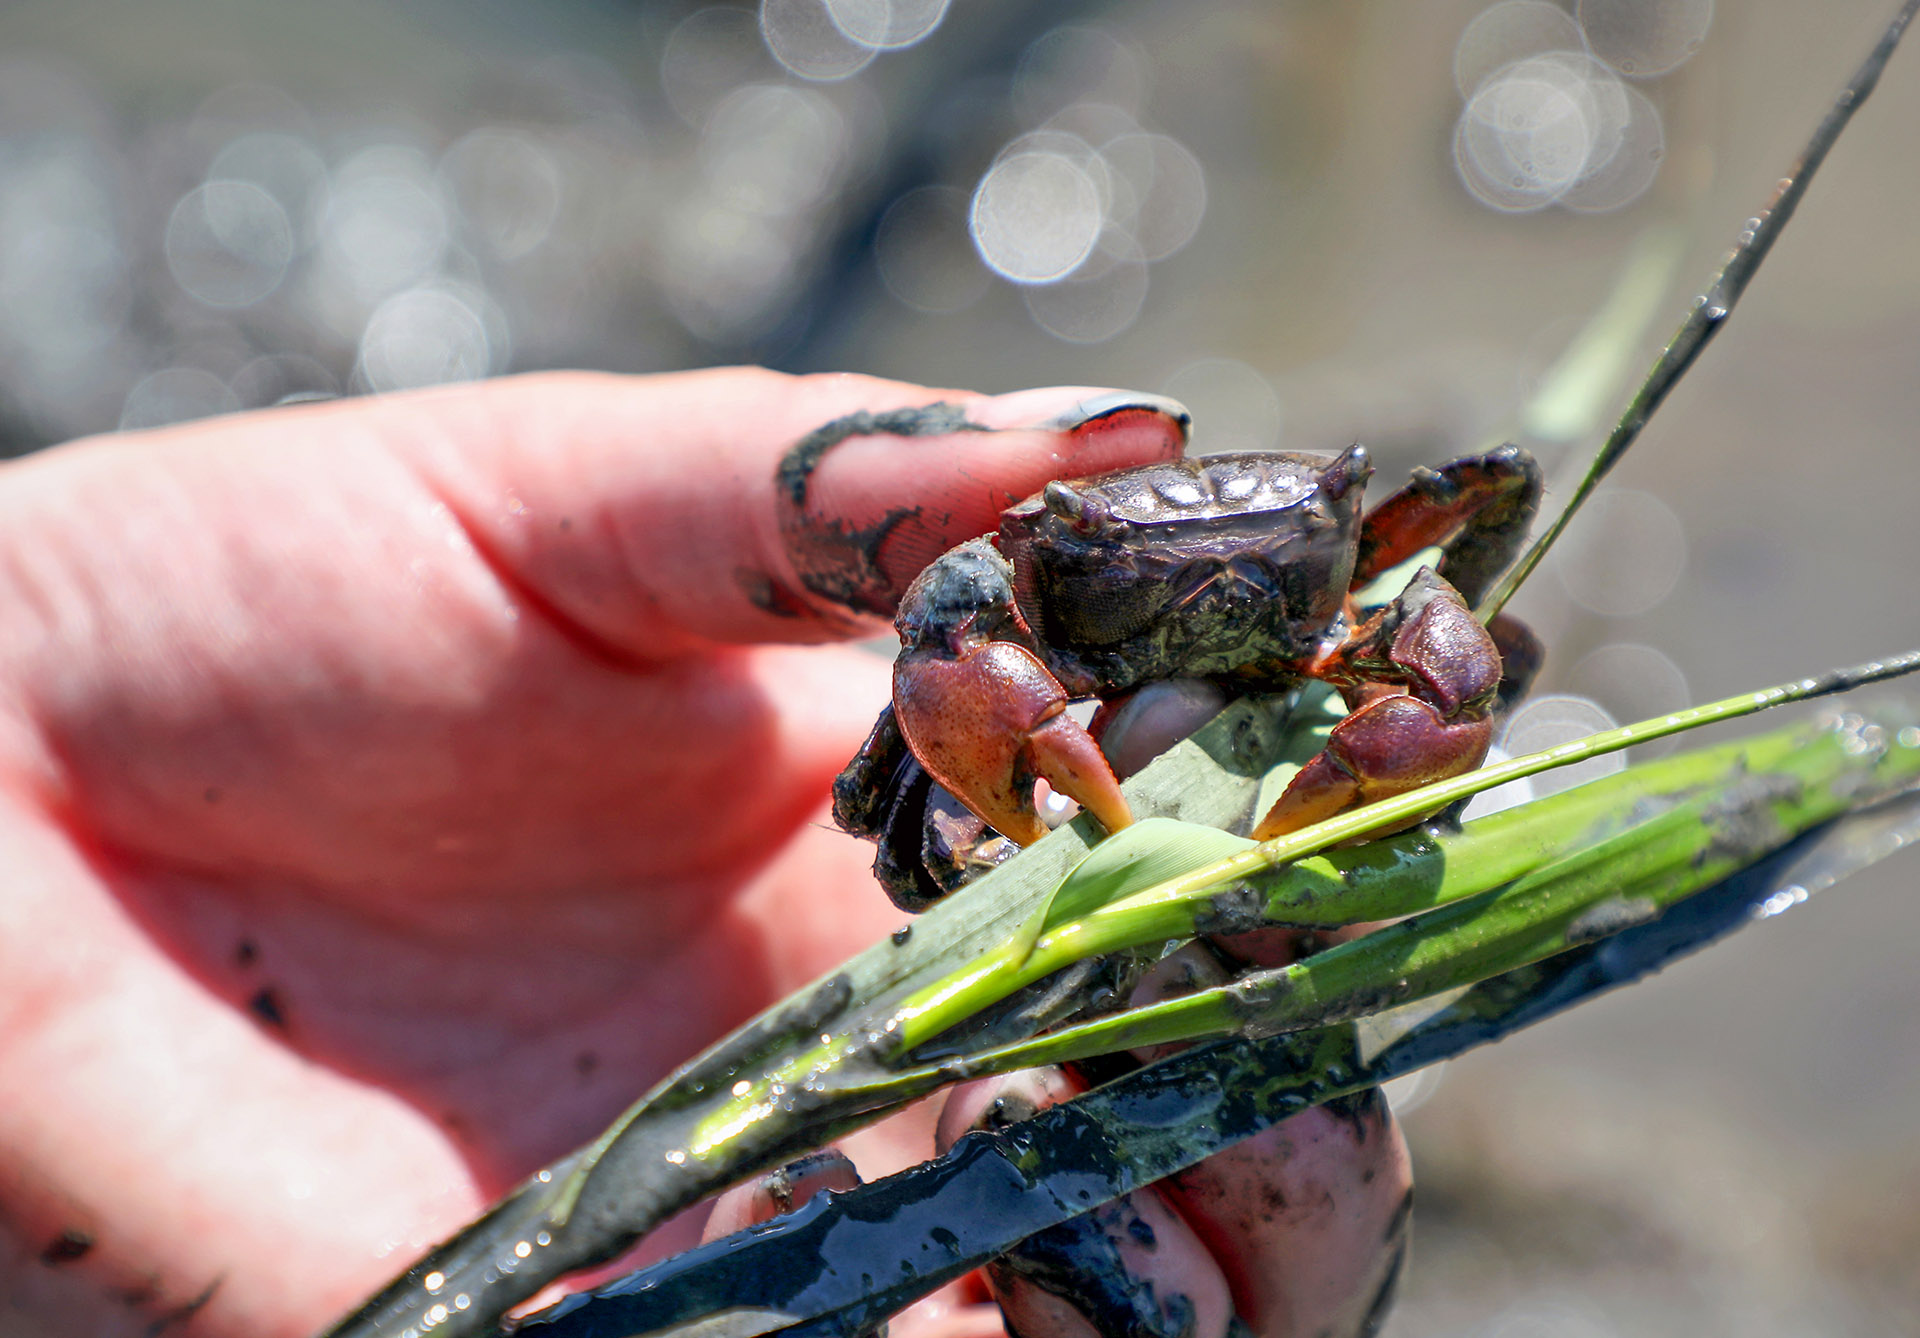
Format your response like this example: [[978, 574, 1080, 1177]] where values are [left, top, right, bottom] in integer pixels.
[[998, 447, 1372, 698]]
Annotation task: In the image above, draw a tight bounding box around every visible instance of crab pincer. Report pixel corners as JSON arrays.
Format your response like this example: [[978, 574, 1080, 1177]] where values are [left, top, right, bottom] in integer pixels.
[[890, 538, 1134, 846], [1253, 567, 1503, 839]]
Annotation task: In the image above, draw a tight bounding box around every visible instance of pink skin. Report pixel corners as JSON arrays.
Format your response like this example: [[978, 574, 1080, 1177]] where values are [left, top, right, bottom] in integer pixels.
[[1159, 1100, 1411, 1338], [0, 369, 1194, 1338]]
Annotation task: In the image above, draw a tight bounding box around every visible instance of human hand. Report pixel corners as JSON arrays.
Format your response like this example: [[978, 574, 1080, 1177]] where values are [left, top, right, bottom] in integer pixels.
[[0, 368, 1405, 1338]]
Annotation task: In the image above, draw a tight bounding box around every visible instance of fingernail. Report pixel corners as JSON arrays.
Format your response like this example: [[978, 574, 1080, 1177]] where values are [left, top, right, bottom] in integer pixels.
[[1048, 389, 1192, 438], [701, 1148, 861, 1242], [934, 1069, 1081, 1153], [970, 386, 1192, 439]]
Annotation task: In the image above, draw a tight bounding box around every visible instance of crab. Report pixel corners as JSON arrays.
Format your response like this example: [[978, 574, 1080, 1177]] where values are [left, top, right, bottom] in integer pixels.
[[833, 445, 1545, 910]]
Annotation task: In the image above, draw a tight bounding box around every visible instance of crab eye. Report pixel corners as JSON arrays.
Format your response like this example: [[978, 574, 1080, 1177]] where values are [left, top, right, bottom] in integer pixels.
[[1042, 480, 1110, 533]]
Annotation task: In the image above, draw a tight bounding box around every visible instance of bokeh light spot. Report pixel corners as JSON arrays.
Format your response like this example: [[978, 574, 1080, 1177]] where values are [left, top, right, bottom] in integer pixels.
[[700, 83, 847, 216], [1021, 234, 1148, 343], [230, 352, 340, 408], [1099, 133, 1206, 262], [1567, 642, 1690, 754], [659, 200, 797, 343], [165, 180, 293, 308], [1560, 83, 1664, 211], [208, 132, 328, 232], [1454, 1, 1586, 98], [1161, 358, 1282, 455], [825, 0, 951, 51], [1500, 695, 1625, 797], [1451, 0, 1681, 216], [320, 147, 451, 303], [119, 367, 239, 431], [357, 285, 499, 393], [1553, 487, 1688, 617], [970, 151, 1102, 283], [439, 130, 562, 261], [1579, 0, 1714, 78], [875, 185, 988, 313], [759, 0, 877, 82], [1014, 27, 1145, 123], [1456, 66, 1595, 211]]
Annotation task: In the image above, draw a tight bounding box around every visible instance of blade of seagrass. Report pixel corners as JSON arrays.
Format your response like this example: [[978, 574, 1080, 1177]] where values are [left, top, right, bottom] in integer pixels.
[[508, 779, 1920, 1338]]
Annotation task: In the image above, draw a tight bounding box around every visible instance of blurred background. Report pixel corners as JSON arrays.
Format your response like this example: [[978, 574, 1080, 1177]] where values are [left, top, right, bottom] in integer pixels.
[[4, 0, 1918, 1332]]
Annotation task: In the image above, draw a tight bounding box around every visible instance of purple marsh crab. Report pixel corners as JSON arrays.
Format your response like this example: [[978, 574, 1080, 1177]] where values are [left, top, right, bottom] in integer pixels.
[[833, 445, 1545, 910]]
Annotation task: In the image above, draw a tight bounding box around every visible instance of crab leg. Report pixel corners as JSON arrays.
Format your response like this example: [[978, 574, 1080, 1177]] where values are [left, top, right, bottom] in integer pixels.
[[1355, 444, 1547, 707], [1352, 445, 1542, 608], [893, 641, 1132, 846], [1254, 568, 1500, 840]]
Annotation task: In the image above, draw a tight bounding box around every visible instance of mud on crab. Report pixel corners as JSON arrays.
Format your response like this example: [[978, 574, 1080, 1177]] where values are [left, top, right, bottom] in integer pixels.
[[834, 443, 1545, 909]]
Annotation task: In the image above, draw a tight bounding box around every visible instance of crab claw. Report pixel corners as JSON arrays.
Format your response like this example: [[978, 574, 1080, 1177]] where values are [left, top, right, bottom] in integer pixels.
[[1253, 567, 1501, 841], [892, 641, 1133, 846], [1251, 693, 1493, 839]]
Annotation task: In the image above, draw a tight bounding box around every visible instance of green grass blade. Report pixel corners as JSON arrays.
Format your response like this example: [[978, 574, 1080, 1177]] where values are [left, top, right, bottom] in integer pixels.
[[884, 710, 1920, 1079]]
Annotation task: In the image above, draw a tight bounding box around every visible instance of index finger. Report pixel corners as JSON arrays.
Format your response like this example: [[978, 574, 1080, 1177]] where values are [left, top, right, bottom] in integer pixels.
[[374, 368, 1190, 654]]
